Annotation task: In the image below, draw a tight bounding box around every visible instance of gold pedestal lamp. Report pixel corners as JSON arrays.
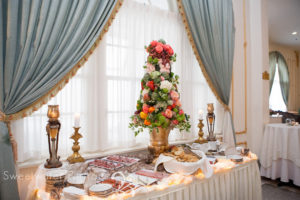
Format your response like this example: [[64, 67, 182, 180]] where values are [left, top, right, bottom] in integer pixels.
[[206, 103, 216, 141], [45, 105, 62, 168], [67, 127, 85, 164]]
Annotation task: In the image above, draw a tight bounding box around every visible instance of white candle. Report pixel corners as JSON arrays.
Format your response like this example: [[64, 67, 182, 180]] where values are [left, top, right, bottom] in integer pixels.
[[74, 113, 80, 127], [199, 109, 204, 120]]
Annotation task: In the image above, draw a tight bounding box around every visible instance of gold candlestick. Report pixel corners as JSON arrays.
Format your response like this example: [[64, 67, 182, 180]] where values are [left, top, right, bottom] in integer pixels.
[[67, 127, 85, 164], [195, 119, 207, 144]]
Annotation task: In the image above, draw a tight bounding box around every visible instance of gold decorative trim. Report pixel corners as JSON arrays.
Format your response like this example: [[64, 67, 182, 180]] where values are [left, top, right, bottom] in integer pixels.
[[5, 121, 18, 162], [262, 71, 270, 80], [0, 110, 5, 121], [234, 0, 247, 135], [176, 0, 230, 111], [1, 0, 123, 122], [236, 141, 247, 147]]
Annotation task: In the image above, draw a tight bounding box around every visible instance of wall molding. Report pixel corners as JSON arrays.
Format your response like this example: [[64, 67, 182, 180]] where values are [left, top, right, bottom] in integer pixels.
[[233, 0, 247, 135]]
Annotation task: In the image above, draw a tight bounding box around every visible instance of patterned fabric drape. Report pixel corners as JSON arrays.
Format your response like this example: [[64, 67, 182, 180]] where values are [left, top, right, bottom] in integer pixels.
[[177, 0, 236, 145], [0, 0, 122, 199]]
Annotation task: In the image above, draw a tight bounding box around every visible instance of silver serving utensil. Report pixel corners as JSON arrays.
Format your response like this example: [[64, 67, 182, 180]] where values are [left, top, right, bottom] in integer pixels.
[[182, 144, 202, 160]]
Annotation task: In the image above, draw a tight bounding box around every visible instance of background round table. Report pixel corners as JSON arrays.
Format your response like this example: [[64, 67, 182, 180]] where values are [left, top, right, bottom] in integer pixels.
[[260, 123, 300, 186]]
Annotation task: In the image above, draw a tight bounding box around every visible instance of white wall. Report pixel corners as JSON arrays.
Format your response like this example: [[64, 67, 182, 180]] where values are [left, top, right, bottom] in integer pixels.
[[231, 0, 269, 156]]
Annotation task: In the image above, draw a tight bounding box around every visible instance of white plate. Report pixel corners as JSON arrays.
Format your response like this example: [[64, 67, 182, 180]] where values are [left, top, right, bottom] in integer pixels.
[[227, 155, 243, 162], [89, 184, 112, 192], [63, 186, 86, 196], [127, 174, 157, 185], [45, 169, 68, 178], [67, 175, 86, 185]]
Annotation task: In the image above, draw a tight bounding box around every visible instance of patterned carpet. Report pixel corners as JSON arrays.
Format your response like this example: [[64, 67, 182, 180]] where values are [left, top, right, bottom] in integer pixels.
[[262, 177, 300, 200]]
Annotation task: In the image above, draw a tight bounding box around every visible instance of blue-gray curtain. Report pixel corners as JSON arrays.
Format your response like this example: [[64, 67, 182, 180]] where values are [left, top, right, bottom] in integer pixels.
[[269, 51, 289, 107], [0, 0, 120, 199], [179, 0, 236, 143], [269, 52, 277, 94], [277, 54, 289, 107]]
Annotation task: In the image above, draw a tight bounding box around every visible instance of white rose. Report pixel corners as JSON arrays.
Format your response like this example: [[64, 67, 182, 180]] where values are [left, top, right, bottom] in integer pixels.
[[160, 80, 172, 91], [142, 89, 149, 96]]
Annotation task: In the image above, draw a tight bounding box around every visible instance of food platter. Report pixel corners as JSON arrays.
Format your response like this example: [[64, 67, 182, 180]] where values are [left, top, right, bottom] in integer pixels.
[[88, 159, 124, 170], [105, 155, 140, 166]]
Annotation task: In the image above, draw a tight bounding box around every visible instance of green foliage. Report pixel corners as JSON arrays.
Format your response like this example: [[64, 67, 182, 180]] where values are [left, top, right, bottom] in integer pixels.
[[158, 39, 166, 44]]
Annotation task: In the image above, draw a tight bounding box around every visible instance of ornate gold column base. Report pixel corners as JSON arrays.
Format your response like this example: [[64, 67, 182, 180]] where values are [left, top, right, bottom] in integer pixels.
[[67, 127, 85, 164], [195, 119, 207, 144], [67, 152, 85, 164]]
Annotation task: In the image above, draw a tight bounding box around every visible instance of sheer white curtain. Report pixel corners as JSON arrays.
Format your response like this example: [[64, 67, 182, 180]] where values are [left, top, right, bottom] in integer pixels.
[[12, 0, 223, 164], [269, 64, 287, 111]]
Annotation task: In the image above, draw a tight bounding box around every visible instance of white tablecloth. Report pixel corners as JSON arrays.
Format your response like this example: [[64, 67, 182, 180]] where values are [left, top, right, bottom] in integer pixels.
[[260, 123, 300, 186], [28, 160, 262, 200], [131, 160, 261, 200]]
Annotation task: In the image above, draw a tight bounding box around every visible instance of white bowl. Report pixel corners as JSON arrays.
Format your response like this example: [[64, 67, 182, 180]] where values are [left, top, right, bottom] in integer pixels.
[[67, 175, 86, 185]]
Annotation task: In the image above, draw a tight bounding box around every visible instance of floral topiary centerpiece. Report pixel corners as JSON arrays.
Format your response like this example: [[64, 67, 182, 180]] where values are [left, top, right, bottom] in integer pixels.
[[129, 39, 191, 155]]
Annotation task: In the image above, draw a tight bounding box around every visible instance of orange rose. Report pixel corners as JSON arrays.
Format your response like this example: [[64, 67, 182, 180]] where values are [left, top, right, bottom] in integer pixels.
[[144, 119, 151, 126], [140, 112, 147, 119], [149, 107, 155, 113]]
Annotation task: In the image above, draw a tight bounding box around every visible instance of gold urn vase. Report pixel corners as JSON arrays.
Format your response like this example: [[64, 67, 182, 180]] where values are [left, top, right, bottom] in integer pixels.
[[148, 127, 171, 157]]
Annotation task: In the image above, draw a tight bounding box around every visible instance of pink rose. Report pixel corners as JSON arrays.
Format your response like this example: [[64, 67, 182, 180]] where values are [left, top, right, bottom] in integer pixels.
[[151, 40, 158, 47], [160, 65, 170, 73], [133, 117, 138, 124], [170, 90, 179, 101], [160, 76, 165, 81], [143, 93, 150, 101], [146, 63, 155, 73], [163, 44, 169, 51], [159, 62, 171, 73], [179, 109, 184, 115], [160, 68, 168, 73], [165, 63, 170, 69], [143, 104, 149, 113], [172, 119, 179, 125], [158, 59, 163, 65], [175, 100, 181, 107], [165, 109, 173, 118], [168, 47, 174, 55], [155, 45, 163, 53]]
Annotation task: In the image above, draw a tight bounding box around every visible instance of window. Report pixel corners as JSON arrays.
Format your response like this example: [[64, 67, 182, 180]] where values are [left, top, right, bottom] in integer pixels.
[[269, 64, 287, 111], [12, 0, 222, 164]]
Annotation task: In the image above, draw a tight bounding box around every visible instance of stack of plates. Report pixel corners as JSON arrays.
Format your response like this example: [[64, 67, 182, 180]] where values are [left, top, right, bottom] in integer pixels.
[[88, 184, 113, 198], [63, 186, 86, 199], [67, 175, 86, 189], [45, 169, 68, 193]]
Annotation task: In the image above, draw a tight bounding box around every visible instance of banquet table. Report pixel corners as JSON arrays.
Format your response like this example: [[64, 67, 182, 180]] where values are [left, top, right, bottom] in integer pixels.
[[260, 123, 300, 186], [130, 159, 261, 200], [28, 151, 262, 200]]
